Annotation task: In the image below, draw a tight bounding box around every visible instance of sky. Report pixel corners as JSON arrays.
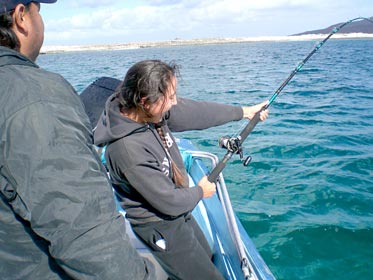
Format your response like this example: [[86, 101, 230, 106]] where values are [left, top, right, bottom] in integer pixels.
[[40, 0, 373, 46]]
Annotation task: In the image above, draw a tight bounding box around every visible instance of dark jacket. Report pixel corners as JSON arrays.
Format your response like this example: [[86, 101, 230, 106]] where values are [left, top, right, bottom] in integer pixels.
[[93, 94, 244, 225], [0, 47, 154, 280]]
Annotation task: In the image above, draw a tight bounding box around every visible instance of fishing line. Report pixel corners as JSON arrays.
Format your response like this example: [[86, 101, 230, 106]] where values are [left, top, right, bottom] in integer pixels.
[[208, 16, 373, 183]]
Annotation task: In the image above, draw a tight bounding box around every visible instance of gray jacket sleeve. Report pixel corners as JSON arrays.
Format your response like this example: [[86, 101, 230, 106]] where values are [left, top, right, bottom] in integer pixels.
[[167, 97, 244, 132], [3, 100, 154, 279], [109, 139, 203, 218]]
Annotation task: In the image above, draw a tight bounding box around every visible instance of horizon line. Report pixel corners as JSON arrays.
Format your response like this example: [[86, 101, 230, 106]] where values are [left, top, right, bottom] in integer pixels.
[[41, 33, 373, 54]]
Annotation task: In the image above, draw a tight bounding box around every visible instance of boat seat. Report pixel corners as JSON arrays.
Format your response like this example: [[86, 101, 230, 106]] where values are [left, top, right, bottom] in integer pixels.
[[122, 215, 169, 280]]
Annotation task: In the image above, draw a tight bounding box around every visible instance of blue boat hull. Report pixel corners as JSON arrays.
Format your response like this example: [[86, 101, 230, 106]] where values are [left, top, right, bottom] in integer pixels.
[[177, 138, 275, 280]]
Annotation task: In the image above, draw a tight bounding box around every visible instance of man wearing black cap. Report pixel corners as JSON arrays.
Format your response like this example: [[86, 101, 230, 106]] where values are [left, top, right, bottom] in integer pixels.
[[0, 1, 155, 279]]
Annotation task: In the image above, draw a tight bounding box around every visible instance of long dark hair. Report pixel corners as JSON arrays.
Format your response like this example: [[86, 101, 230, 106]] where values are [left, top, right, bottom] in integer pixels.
[[0, 9, 20, 50], [117, 60, 180, 117], [0, 3, 32, 51]]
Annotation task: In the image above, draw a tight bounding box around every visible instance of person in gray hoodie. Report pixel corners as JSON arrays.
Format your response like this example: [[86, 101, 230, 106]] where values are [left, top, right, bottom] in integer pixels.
[[0, 1, 154, 279], [94, 60, 269, 280]]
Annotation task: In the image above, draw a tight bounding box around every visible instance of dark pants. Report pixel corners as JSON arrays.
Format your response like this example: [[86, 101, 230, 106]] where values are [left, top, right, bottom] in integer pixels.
[[132, 214, 224, 280]]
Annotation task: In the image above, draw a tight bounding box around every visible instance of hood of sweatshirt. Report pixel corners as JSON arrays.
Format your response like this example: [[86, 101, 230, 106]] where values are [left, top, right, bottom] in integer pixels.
[[93, 93, 150, 146]]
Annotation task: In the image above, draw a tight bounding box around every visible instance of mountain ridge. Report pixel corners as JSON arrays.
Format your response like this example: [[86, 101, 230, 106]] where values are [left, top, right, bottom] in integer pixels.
[[293, 17, 373, 35]]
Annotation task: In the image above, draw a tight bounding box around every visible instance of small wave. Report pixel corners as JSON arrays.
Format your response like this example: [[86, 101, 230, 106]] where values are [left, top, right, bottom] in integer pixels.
[[257, 143, 348, 159], [298, 68, 323, 74], [341, 157, 373, 176]]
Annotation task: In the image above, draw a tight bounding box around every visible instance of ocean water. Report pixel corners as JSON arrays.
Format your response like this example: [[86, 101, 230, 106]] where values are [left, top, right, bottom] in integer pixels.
[[38, 39, 373, 280]]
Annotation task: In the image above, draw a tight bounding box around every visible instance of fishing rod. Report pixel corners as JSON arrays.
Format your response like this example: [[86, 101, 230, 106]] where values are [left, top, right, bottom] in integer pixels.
[[208, 16, 373, 183]]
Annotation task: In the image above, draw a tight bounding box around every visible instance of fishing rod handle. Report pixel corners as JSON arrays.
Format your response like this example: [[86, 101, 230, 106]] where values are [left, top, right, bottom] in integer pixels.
[[208, 152, 233, 182]]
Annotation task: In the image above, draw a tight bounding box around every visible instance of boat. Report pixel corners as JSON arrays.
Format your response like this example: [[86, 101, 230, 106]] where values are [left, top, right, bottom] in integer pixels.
[[80, 77, 276, 280]]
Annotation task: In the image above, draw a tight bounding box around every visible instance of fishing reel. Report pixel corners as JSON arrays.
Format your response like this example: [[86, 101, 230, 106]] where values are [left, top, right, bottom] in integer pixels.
[[218, 135, 252, 166]]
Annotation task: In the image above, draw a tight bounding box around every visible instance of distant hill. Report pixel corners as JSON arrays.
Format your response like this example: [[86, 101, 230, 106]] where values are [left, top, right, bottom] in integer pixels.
[[293, 17, 373, 35]]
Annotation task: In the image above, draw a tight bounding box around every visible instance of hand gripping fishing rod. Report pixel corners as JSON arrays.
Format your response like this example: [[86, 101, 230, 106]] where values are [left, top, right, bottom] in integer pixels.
[[208, 16, 373, 183]]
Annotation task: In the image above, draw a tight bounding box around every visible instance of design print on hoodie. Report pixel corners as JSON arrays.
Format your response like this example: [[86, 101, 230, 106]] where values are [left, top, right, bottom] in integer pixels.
[[161, 131, 174, 177], [164, 132, 174, 148], [162, 157, 170, 177]]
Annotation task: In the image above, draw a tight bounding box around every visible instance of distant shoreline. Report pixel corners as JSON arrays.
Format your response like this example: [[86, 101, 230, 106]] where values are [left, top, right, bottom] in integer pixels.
[[41, 33, 373, 54]]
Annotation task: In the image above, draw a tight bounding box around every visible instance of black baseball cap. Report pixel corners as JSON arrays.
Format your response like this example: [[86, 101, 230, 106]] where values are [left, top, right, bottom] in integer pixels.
[[1, 0, 57, 12]]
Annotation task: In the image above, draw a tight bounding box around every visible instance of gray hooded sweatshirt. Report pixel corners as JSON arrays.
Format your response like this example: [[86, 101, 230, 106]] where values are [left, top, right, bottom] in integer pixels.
[[94, 94, 244, 225]]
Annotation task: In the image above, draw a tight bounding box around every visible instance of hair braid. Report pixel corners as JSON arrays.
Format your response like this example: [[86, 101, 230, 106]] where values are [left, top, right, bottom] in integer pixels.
[[156, 126, 187, 187]]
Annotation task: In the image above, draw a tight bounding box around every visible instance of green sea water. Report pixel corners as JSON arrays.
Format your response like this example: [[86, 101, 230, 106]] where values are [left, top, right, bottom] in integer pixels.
[[39, 39, 373, 280]]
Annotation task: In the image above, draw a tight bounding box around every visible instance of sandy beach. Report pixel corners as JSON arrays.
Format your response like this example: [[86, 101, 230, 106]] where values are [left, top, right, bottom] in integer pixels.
[[41, 33, 373, 54]]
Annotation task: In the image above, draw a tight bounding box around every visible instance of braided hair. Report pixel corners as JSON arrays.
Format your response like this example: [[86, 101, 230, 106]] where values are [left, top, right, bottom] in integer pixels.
[[156, 125, 187, 188]]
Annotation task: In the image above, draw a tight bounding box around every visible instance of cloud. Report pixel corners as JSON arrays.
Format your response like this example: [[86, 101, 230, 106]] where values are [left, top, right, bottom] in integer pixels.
[[66, 0, 116, 9], [142, 0, 184, 6], [46, 1, 297, 31]]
